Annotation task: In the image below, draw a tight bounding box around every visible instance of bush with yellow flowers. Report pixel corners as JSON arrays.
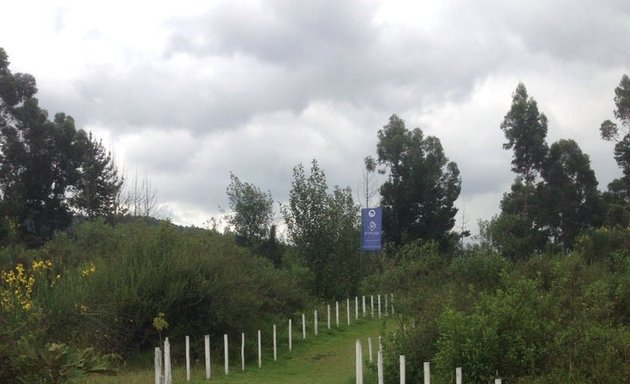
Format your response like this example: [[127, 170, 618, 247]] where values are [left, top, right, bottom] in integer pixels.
[[1, 259, 53, 314], [1, 259, 119, 383]]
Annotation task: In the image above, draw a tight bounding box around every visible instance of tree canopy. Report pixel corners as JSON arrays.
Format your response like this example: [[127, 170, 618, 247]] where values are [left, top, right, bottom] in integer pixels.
[[492, 84, 604, 257], [500, 83, 549, 184], [282, 160, 359, 298], [226, 173, 274, 242], [0, 47, 122, 245], [376, 114, 461, 249], [600, 74, 630, 226]]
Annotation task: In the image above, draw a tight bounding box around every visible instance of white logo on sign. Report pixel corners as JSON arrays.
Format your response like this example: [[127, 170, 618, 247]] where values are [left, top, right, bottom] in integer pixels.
[[368, 209, 376, 218], [369, 221, 377, 231]]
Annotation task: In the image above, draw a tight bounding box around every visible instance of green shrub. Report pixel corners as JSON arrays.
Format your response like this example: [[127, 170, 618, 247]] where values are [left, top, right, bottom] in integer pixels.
[[13, 334, 120, 384], [34, 220, 310, 357], [434, 275, 556, 382], [575, 226, 630, 263]]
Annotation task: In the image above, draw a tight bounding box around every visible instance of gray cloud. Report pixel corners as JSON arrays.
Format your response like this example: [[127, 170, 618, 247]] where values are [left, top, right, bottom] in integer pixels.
[[10, 0, 629, 229]]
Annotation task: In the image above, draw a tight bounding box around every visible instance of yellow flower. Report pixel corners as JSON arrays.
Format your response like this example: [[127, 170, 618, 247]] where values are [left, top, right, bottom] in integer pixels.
[[81, 262, 97, 277]]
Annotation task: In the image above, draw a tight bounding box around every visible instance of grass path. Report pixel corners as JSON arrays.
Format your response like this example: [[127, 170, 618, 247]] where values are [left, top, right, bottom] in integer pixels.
[[84, 318, 393, 384]]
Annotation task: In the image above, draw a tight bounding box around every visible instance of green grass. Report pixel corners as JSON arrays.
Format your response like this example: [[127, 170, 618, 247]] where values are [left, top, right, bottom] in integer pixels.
[[83, 318, 393, 384]]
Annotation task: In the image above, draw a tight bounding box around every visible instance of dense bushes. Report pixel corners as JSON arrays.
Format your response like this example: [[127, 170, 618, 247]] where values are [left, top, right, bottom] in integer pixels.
[[1, 220, 311, 367], [369, 237, 630, 383]]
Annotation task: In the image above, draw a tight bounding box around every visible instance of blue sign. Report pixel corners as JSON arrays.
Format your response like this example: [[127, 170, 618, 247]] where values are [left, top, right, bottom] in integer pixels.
[[361, 207, 382, 251]]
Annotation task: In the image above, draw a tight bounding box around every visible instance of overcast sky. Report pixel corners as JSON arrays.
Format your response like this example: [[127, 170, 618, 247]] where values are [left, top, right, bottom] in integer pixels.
[[1, 0, 629, 235]]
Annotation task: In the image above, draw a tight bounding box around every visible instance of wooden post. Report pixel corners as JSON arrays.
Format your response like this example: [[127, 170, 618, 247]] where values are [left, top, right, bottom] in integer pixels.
[[336, 301, 340, 327], [186, 336, 191, 382], [456, 367, 462, 384], [423, 361, 430, 384], [355, 339, 363, 384], [355, 296, 359, 320], [273, 324, 277, 361], [164, 338, 172, 384], [362, 296, 366, 317], [241, 332, 245, 371], [224, 334, 229, 375], [347, 298, 351, 326], [327, 304, 331, 330], [371, 295, 374, 317], [204, 335, 211, 379], [154, 347, 162, 384], [257, 330, 262, 368], [400, 355, 406, 384], [377, 349, 384, 384], [302, 313, 306, 339], [378, 294, 382, 318], [368, 337, 373, 363], [289, 319, 293, 351], [314, 310, 318, 335]]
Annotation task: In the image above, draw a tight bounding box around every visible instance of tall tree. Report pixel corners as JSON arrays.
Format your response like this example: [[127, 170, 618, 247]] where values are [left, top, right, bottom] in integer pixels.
[[494, 84, 603, 257], [538, 139, 603, 249], [72, 131, 124, 219], [492, 84, 551, 258], [600, 74, 630, 226], [0, 49, 78, 244], [282, 160, 359, 298], [0, 47, 122, 244], [500, 83, 549, 185], [226, 173, 274, 242], [376, 114, 461, 248]]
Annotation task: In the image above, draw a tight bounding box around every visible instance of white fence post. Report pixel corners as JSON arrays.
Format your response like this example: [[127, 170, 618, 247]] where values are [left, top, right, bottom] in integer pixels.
[[400, 355, 406, 384], [368, 337, 373, 363], [362, 296, 366, 317], [204, 335, 211, 379], [224, 334, 229, 375], [273, 324, 277, 361], [379, 336, 382, 351], [347, 298, 351, 326], [355, 339, 363, 384], [302, 313, 306, 339], [371, 295, 374, 317], [385, 294, 389, 316], [241, 332, 245, 371], [154, 347, 162, 384], [289, 319, 293, 351], [377, 349, 384, 384], [378, 294, 382, 318], [336, 301, 340, 327], [314, 310, 318, 335], [186, 336, 191, 382], [495, 379, 502, 384], [164, 338, 172, 384], [423, 361, 430, 384], [355, 296, 359, 320], [257, 330, 262, 368], [456, 367, 462, 384]]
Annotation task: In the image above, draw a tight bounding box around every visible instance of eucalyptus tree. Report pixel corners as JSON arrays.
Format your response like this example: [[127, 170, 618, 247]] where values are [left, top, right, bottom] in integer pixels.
[[600, 74, 630, 226], [375, 114, 461, 249]]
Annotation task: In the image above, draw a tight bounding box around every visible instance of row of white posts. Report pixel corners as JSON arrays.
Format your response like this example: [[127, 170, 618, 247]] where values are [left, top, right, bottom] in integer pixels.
[[355, 338, 502, 384], [155, 294, 393, 383]]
